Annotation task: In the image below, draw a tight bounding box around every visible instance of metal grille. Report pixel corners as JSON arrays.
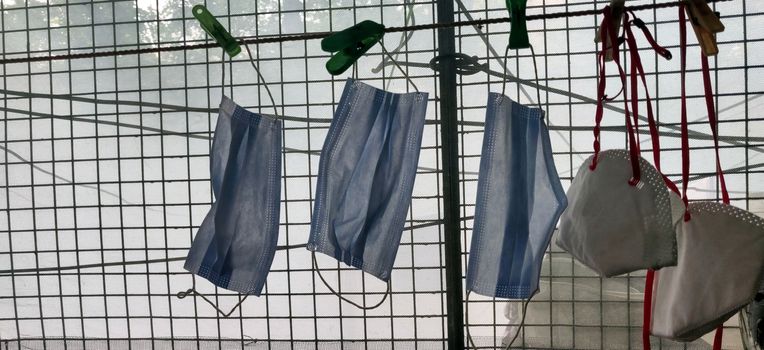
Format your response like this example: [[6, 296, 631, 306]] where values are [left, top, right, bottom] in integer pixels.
[[0, 0, 761, 349], [457, 1, 762, 349]]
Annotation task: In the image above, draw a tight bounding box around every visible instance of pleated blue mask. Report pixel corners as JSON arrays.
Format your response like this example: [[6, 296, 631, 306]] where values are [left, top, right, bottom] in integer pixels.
[[308, 78, 428, 282], [184, 96, 282, 295], [466, 94, 567, 299]]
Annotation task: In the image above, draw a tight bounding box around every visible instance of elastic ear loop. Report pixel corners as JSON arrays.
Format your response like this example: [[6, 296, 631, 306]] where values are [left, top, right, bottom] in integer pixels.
[[176, 287, 254, 318], [379, 41, 420, 94], [242, 43, 279, 116], [221, 45, 278, 116], [175, 288, 257, 345], [221, 48, 227, 98], [499, 44, 542, 112], [311, 252, 391, 310], [348, 42, 420, 95], [176, 45, 281, 318], [465, 291, 531, 349]]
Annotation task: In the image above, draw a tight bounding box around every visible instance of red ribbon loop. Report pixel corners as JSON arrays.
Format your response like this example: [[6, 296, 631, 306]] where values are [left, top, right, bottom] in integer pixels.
[[644, 7, 727, 350]]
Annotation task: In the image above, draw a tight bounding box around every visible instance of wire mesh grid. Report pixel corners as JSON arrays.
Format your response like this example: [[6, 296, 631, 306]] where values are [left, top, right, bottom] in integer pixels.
[[0, 0, 446, 348], [0, 0, 761, 349], [456, 1, 762, 349]]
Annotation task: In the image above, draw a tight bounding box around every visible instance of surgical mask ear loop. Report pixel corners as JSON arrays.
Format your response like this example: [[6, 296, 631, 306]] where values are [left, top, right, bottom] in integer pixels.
[[311, 253, 391, 310], [499, 44, 542, 113], [221, 48, 227, 98], [243, 43, 279, 116], [176, 288, 253, 317], [379, 41, 420, 94], [465, 291, 531, 349]]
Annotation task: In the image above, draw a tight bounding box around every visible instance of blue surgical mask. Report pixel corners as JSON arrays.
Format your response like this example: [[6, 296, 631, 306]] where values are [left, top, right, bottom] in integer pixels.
[[466, 94, 567, 299], [184, 96, 282, 295], [307, 78, 428, 282]]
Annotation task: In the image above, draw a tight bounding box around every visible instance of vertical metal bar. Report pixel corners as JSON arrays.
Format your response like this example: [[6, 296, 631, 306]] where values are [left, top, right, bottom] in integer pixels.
[[0, 2, 21, 347], [435, 0, 465, 349]]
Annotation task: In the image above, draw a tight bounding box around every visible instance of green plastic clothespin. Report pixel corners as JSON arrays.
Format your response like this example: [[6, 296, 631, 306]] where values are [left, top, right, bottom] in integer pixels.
[[507, 0, 530, 49], [321, 20, 385, 75], [193, 5, 241, 57]]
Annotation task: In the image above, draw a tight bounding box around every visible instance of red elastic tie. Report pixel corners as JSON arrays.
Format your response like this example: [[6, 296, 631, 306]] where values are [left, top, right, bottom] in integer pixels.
[[606, 11, 640, 185], [624, 13, 680, 196], [590, 6, 612, 171], [701, 54, 730, 205], [679, 6, 691, 221], [632, 16, 673, 60], [643, 269, 655, 350], [713, 326, 723, 350]]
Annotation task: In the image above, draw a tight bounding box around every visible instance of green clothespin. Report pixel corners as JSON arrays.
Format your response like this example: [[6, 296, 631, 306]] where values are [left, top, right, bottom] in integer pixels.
[[507, 0, 530, 49], [193, 5, 241, 57], [321, 20, 385, 75]]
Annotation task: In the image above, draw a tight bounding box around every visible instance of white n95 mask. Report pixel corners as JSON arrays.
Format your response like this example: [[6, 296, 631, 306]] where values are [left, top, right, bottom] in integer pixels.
[[556, 7, 681, 278], [647, 9, 764, 347], [556, 150, 682, 277]]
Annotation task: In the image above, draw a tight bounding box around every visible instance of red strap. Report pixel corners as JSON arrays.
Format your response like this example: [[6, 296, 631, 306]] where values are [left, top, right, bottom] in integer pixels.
[[632, 17, 673, 60], [605, 9, 641, 185], [625, 12, 642, 155], [679, 6, 691, 222], [645, 8, 727, 350], [713, 326, 723, 350], [592, 5, 638, 185], [642, 269, 655, 350], [615, 43, 641, 185], [700, 55, 730, 205], [700, 19, 728, 350], [644, 8, 690, 350], [590, 7, 611, 171], [623, 13, 681, 196]]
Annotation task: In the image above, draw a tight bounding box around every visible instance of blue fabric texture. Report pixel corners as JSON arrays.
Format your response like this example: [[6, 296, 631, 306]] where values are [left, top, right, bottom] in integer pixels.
[[308, 79, 428, 282], [184, 96, 282, 295], [466, 94, 568, 299]]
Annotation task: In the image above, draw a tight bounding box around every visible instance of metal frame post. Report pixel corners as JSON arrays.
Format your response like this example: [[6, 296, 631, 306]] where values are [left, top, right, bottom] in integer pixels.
[[436, 0, 465, 349]]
